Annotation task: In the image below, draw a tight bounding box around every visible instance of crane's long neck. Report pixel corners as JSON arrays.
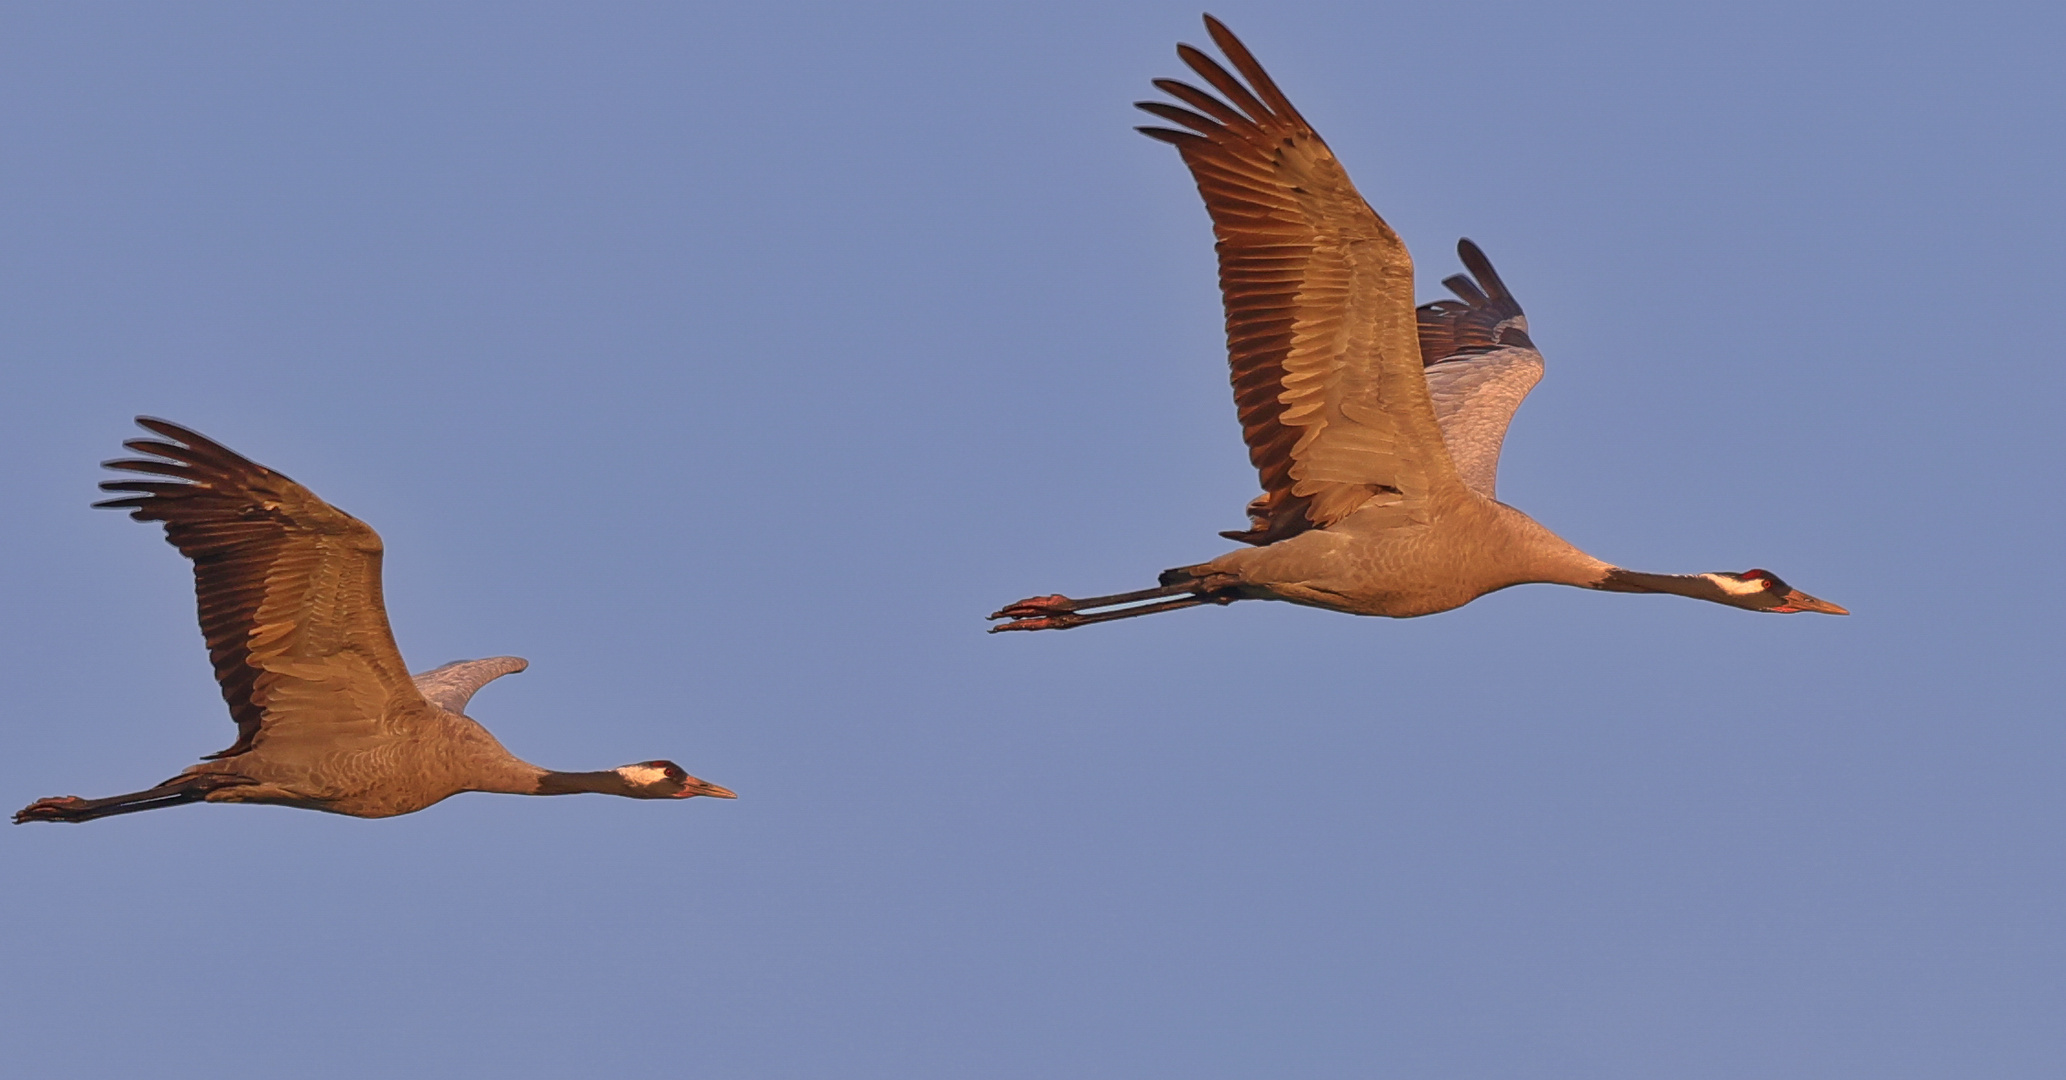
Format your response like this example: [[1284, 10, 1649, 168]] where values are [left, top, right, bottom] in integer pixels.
[[1485, 506, 1736, 603], [1487, 504, 1620, 589], [533, 770, 642, 797], [1517, 539, 1781, 611], [1587, 568, 1742, 604]]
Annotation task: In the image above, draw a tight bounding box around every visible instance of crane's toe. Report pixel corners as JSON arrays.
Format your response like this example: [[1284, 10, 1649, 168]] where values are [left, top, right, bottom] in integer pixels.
[[989, 594, 1077, 620], [988, 613, 1082, 633], [13, 796, 86, 824]]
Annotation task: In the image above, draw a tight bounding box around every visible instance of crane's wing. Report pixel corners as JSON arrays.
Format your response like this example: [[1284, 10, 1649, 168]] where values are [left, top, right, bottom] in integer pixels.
[[1137, 16, 1460, 546], [96, 418, 429, 759], [413, 656, 528, 715], [1415, 239, 1543, 500]]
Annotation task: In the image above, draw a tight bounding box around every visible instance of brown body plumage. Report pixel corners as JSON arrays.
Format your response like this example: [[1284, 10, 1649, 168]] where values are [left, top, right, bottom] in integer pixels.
[[16, 420, 734, 824], [990, 17, 1844, 632]]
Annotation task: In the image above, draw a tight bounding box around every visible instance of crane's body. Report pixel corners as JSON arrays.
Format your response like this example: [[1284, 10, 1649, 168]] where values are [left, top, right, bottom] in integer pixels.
[[1183, 495, 1608, 619], [16, 422, 735, 825], [991, 17, 1843, 632], [160, 661, 539, 819]]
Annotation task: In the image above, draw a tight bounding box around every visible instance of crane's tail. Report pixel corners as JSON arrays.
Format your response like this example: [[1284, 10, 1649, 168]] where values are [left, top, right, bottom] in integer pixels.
[[987, 567, 1236, 632], [13, 774, 250, 824]]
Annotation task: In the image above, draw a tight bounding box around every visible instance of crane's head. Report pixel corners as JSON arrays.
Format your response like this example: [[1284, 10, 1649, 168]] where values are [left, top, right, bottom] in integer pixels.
[[1699, 569, 1848, 615], [613, 760, 738, 800]]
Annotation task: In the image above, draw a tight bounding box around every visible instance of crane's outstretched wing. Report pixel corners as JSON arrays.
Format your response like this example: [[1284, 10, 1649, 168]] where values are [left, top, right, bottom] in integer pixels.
[[1415, 240, 1544, 500], [96, 418, 428, 759], [413, 656, 528, 715], [1137, 16, 1460, 546]]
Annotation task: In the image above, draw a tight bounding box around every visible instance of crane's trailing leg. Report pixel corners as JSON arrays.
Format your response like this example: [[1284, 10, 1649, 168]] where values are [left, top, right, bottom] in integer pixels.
[[988, 570, 1235, 632], [14, 773, 251, 824]]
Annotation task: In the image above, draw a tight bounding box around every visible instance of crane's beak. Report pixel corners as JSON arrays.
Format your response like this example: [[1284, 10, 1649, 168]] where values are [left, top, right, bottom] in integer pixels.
[[676, 779, 738, 799], [1773, 589, 1848, 615]]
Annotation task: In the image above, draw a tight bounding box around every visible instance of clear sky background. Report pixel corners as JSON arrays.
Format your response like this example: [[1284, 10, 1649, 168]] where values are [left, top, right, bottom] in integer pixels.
[[2, 2, 2060, 1077]]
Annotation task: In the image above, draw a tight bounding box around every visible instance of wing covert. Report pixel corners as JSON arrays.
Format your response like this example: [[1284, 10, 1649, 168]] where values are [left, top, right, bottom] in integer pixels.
[[413, 656, 529, 715]]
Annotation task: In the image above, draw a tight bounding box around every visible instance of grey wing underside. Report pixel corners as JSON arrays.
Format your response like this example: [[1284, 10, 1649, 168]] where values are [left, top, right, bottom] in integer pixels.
[[1424, 347, 1544, 500], [412, 656, 529, 715], [1414, 239, 1543, 501]]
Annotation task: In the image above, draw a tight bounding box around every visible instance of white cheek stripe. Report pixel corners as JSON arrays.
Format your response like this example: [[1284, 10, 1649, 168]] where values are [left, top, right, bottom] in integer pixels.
[[616, 765, 668, 786], [1699, 573, 1766, 597]]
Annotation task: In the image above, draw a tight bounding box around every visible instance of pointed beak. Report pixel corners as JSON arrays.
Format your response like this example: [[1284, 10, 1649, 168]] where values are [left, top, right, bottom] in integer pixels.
[[1774, 589, 1848, 615], [676, 779, 737, 800]]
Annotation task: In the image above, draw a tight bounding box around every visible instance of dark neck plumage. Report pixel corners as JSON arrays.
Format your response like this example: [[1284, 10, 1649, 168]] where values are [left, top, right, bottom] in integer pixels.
[[1591, 568, 1732, 604], [534, 770, 636, 797]]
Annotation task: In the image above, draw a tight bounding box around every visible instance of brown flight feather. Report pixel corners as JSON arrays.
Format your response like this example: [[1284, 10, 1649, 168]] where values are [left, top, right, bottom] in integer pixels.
[[95, 418, 425, 759], [1137, 15, 1460, 545]]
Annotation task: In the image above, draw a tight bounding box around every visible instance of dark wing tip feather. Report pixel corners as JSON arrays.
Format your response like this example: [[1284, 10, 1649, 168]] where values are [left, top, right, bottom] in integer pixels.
[[1135, 101, 1218, 135], [1144, 23, 1314, 150], [113, 418, 294, 487], [97, 480, 189, 495], [1454, 239, 1517, 307], [120, 437, 240, 476], [1420, 241, 1534, 365], [127, 417, 273, 475], [94, 419, 300, 517], [1199, 15, 1307, 128], [1174, 44, 1274, 124], [102, 457, 198, 476], [1137, 125, 1205, 146], [1442, 274, 1489, 305], [131, 416, 207, 443], [1149, 79, 1252, 132], [130, 418, 232, 462]]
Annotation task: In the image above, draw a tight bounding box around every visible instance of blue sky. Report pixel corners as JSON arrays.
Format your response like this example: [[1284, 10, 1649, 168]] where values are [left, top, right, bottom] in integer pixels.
[[3, 2, 2061, 1076]]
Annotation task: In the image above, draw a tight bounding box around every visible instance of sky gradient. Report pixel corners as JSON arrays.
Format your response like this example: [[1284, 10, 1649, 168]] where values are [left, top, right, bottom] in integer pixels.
[[3, 2, 2062, 1077]]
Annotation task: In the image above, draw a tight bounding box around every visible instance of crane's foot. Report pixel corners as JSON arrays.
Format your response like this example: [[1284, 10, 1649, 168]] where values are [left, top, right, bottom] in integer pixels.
[[991, 595, 1077, 620], [989, 593, 1086, 631], [15, 796, 89, 824], [988, 610, 1087, 632]]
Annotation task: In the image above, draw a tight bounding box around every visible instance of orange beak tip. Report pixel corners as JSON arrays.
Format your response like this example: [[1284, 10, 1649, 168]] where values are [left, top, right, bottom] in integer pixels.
[[1780, 591, 1849, 616]]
